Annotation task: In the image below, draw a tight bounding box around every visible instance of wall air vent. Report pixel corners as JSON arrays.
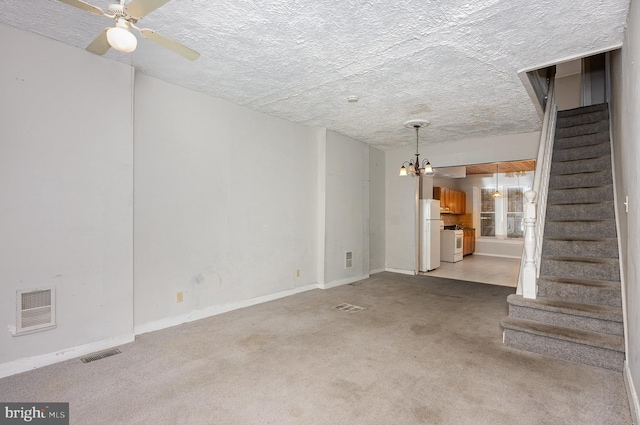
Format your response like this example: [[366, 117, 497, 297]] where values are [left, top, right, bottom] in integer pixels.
[[345, 251, 353, 268], [16, 288, 56, 335]]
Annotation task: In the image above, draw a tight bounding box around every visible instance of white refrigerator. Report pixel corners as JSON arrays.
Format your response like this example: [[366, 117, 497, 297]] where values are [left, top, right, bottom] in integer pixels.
[[419, 199, 442, 272]]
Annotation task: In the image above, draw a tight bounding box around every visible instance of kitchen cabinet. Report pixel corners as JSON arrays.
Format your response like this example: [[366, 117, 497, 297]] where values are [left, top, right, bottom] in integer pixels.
[[452, 191, 465, 214], [433, 187, 466, 214], [463, 229, 475, 256], [433, 187, 444, 208], [433, 187, 445, 209], [445, 189, 454, 212]]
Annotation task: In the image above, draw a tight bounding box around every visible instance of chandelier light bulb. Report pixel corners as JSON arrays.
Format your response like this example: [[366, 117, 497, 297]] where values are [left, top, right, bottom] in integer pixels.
[[423, 161, 434, 175]]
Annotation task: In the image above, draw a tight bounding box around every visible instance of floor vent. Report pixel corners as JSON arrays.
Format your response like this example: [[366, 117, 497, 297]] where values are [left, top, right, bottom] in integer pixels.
[[81, 349, 122, 364], [333, 303, 364, 312]]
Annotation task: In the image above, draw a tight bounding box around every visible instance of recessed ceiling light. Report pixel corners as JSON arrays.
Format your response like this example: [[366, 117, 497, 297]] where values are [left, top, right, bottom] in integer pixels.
[[347, 95, 359, 103]]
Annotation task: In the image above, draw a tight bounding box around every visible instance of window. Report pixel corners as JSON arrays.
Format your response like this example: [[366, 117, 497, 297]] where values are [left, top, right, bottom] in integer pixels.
[[475, 186, 526, 239], [506, 187, 524, 238], [480, 188, 496, 237]]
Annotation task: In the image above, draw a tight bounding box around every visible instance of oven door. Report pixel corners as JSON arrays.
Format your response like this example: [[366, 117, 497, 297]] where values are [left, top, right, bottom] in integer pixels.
[[455, 232, 463, 253]]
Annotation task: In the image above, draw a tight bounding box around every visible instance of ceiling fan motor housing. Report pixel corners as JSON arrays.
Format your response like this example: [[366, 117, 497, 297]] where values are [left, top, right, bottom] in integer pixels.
[[108, 3, 128, 18]]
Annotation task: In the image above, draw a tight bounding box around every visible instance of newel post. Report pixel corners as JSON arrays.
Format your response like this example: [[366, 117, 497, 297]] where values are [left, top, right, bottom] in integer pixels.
[[522, 190, 537, 299]]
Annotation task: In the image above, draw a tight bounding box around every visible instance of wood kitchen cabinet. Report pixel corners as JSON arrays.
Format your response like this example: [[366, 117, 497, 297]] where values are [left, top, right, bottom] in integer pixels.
[[452, 190, 466, 214], [447, 189, 456, 212], [433, 187, 466, 214], [463, 229, 475, 256], [433, 187, 442, 207]]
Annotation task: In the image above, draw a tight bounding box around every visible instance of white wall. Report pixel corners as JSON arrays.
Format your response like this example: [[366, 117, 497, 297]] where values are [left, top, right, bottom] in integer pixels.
[[0, 22, 383, 376], [555, 60, 583, 111], [369, 147, 386, 273], [424, 132, 540, 168], [322, 130, 370, 286], [556, 73, 582, 111], [0, 24, 134, 372], [421, 175, 435, 200], [474, 239, 523, 258], [610, 2, 640, 419], [133, 74, 320, 332], [385, 149, 418, 273]]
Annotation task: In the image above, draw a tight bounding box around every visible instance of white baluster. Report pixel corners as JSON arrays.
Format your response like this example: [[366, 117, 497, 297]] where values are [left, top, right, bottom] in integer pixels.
[[522, 190, 537, 299]]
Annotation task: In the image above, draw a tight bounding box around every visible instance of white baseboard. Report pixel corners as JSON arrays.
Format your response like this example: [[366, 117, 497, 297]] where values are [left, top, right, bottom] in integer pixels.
[[369, 268, 385, 275], [473, 253, 522, 259], [0, 334, 135, 379], [625, 361, 640, 425], [1, 284, 321, 378], [318, 274, 369, 290], [134, 283, 319, 336], [385, 268, 415, 275]]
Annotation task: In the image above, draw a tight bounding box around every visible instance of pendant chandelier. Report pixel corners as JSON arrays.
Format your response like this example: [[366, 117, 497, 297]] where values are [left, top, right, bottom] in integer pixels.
[[399, 119, 434, 177], [493, 163, 502, 198]]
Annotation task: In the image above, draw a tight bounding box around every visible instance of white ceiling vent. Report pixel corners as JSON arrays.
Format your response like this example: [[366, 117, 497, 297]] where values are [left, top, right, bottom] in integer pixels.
[[16, 288, 56, 335]]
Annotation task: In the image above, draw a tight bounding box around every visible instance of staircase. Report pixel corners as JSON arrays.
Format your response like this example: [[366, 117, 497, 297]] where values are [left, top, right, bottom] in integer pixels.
[[501, 103, 625, 371]]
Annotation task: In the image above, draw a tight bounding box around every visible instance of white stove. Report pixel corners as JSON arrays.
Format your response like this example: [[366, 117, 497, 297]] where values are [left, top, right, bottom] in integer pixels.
[[440, 229, 463, 262]]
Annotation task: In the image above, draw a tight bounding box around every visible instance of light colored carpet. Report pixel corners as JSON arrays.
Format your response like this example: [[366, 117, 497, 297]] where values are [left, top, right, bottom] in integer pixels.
[[0, 272, 631, 424]]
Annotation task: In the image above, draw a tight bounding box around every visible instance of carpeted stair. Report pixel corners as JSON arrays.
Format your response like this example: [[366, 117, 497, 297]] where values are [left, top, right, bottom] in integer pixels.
[[501, 103, 625, 371]]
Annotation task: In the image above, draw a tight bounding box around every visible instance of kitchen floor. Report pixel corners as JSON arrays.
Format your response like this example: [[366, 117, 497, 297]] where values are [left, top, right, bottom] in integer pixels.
[[424, 254, 520, 287]]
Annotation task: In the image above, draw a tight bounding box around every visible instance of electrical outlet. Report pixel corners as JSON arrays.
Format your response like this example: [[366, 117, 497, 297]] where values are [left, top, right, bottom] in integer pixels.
[[176, 292, 183, 303], [296, 269, 300, 277]]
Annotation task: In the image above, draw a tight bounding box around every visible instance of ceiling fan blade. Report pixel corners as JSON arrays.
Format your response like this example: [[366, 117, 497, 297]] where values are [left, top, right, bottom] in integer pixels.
[[139, 28, 200, 61], [125, 0, 170, 19], [56, 0, 104, 16], [86, 29, 111, 55]]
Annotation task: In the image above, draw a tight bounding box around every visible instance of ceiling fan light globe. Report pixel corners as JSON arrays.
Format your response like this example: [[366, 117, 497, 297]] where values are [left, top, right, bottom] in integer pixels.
[[107, 26, 137, 53]]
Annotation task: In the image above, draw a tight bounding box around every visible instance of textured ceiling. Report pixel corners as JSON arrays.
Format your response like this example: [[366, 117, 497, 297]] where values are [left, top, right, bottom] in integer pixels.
[[0, 0, 630, 150]]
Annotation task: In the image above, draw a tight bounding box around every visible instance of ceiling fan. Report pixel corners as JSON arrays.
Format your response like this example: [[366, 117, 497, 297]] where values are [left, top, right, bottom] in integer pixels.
[[57, 0, 200, 60]]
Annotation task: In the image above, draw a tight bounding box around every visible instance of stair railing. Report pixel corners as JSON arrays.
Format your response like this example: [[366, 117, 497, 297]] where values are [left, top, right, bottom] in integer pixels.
[[517, 70, 557, 299]]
